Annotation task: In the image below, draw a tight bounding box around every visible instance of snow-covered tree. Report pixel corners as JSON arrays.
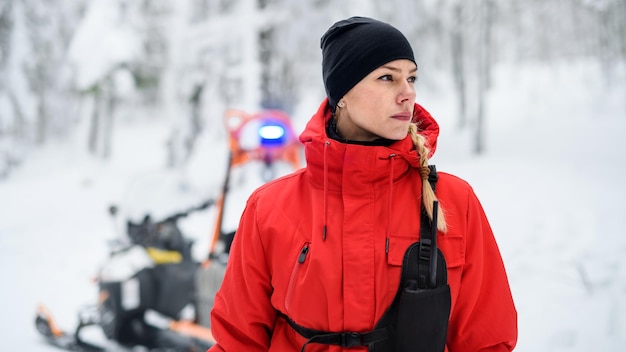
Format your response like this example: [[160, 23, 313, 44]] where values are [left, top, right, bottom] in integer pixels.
[[2, 0, 625, 175], [0, 0, 85, 177]]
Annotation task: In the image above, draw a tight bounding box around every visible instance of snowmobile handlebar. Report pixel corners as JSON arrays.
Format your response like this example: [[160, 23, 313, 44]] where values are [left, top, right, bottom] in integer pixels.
[[112, 198, 214, 227], [158, 199, 214, 224]]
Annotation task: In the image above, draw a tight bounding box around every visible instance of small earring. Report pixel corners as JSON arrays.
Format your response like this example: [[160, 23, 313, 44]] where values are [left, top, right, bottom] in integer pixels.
[[337, 100, 345, 108]]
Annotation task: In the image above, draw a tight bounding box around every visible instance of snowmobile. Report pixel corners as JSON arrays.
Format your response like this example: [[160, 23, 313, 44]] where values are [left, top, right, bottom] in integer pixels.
[[35, 108, 301, 351], [36, 199, 217, 352]]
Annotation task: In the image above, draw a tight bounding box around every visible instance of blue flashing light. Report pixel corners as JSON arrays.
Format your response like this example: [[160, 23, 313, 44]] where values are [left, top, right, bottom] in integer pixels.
[[259, 125, 285, 140], [258, 120, 288, 147]]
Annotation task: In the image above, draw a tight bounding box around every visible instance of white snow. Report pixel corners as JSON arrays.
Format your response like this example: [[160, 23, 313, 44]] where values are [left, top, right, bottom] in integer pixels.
[[1, 53, 625, 352], [66, 0, 142, 90]]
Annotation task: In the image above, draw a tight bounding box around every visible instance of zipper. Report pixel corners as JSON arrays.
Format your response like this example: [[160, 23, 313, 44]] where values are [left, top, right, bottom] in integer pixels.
[[297, 244, 310, 263], [285, 242, 310, 312]]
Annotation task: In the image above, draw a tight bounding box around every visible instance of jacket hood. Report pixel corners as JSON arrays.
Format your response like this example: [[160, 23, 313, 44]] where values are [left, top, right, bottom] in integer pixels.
[[299, 98, 440, 162], [296, 97, 441, 249]]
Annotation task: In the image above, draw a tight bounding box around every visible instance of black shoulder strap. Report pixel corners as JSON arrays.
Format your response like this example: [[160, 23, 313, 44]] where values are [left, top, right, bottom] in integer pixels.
[[418, 165, 439, 288], [428, 164, 438, 192]]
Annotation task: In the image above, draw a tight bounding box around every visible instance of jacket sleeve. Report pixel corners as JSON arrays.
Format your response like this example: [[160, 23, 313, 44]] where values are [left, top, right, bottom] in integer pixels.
[[447, 187, 518, 352], [208, 196, 275, 352]]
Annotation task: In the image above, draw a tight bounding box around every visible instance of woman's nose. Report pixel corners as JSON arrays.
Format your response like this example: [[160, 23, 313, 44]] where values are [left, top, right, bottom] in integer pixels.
[[397, 81, 416, 104]]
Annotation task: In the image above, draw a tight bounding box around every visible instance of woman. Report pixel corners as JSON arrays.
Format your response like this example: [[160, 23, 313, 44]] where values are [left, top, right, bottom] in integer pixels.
[[208, 16, 517, 352]]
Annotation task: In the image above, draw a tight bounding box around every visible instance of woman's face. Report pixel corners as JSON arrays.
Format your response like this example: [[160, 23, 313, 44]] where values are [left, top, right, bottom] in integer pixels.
[[335, 59, 417, 141]]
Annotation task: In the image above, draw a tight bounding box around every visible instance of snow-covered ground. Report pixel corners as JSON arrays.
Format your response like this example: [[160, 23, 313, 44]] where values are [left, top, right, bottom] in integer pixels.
[[1, 61, 625, 351]]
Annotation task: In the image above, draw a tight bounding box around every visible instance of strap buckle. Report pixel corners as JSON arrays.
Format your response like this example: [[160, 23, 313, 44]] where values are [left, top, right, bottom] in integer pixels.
[[340, 332, 363, 347], [418, 238, 432, 261]]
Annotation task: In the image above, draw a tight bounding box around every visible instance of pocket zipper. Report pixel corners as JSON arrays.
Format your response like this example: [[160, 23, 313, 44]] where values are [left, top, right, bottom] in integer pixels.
[[298, 244, 310, 263], [285, 243, 310, 311]]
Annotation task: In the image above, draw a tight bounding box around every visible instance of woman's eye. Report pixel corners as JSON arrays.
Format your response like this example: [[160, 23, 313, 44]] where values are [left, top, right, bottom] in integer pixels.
[[378, 74, 417, 84]]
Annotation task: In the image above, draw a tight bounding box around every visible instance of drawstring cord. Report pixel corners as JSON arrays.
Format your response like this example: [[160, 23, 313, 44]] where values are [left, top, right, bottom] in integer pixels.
[[385, 153, 396, 254], [322, 140, 330, 241]]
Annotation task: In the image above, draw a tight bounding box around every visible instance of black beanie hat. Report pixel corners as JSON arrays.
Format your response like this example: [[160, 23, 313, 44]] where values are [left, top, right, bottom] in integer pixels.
[[320, 16, 416, 111]]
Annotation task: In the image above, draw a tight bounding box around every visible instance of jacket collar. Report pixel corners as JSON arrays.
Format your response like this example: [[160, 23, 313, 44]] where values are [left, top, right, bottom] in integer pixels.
[[298, 98, 440, 193]]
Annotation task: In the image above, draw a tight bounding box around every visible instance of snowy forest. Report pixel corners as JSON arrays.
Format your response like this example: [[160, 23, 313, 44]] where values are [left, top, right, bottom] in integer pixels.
[[1, 1, 626, 351], [1, 0, 625, 177]]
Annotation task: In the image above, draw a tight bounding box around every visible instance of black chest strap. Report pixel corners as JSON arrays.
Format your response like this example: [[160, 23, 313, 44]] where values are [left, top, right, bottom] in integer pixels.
[[279, 312, 390, 351]]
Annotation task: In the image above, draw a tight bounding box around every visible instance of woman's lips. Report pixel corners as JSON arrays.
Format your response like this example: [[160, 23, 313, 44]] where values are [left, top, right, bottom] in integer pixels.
[[392, 112, 412, 121]]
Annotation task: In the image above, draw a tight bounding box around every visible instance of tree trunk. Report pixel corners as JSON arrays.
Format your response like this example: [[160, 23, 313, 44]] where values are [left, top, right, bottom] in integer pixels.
[[102, 80, 115, 159], [451, 3, 467, 129], [35, 91, 46, 144], [88, 89, 101, 155], [474, 0, 494, 155]]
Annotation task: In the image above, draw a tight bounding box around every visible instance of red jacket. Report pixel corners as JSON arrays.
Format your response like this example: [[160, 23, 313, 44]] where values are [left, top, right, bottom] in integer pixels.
[[209, 99, 517, 352]]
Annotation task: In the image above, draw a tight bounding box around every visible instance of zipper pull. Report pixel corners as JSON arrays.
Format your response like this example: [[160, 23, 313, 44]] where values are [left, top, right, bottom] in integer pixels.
[[298, 244, 310, 263]]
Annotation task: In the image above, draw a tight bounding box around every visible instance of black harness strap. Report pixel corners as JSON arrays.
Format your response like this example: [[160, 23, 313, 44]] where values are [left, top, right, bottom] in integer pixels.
[[279, 312, 390, 352], [418, 165, 439, 289], [428, 164, 438, 193]]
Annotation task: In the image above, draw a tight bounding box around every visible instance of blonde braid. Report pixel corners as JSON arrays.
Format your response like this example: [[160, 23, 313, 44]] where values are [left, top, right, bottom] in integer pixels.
[[408, 123, 447, 233]]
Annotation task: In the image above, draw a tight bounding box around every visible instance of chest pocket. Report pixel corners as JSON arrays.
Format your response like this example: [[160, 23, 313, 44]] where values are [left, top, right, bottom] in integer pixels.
[[387, 232, 466, 315], [387, 233, 465, 270]]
